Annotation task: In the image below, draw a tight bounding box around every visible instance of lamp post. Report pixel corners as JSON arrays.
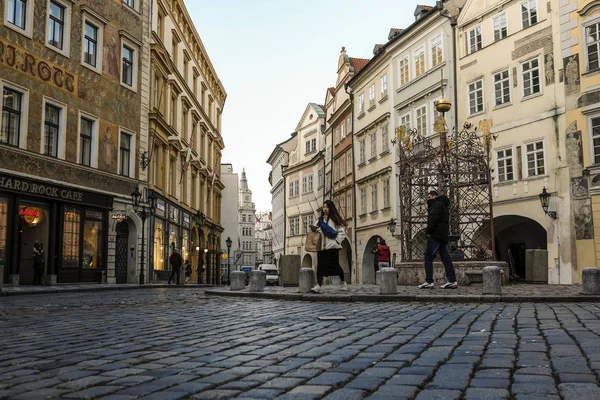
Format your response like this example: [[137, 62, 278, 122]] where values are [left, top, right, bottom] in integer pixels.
[[226, 236, 232, 285], [539, 187, 557, 219], [387, 218, 398, 237], [131, 187, 156, 285], [204, 247, 209, 283], [194, 211, 205, 284]]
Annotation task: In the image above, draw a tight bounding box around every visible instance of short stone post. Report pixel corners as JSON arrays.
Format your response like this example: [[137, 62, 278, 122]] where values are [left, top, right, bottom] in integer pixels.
[[375, 270, 381, 285], [380, 268, 398, 295], [299, 268, 315, 293], [483, 266, 502, 295], [230, 271, 246, 291], [249, 270, 267, 292], [582, 268, 600, 295], [0, 265, 3, 292]]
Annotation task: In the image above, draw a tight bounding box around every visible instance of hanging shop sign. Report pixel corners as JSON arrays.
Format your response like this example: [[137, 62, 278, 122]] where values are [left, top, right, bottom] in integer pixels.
[[19, 207, 40, 224], [111, 213, 126, 223]]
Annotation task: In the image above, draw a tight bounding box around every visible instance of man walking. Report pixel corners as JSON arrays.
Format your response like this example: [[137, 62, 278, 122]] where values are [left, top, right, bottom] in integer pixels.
[[418, 190, 458, 289], [168, 242, 183, 285]]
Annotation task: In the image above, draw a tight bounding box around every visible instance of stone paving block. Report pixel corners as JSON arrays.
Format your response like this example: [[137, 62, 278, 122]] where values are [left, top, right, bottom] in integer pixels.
[[189, 389, 240, 399], [465, 388, 510, 400], [513, 395, 560, 400], [427, 364, 472, 390], [63, 385, 124, 399], [558, 373, 598, 383], [137, 392, 187, 400], [260, 377, 306, 390], [514, 367, 553, 376], [288, 385, 331, 395], [511, 383, 559, 395], [10, 388, 71, 400], [109, 375, 156, 386], [307, 372, 352, 386], [283, 369, 322, 379], [237, 388, 285, 398], [345, 376, 384, 391], [368, 384, 418, 399], [469, 378, 510, 388], [220, 380, 262, 390], [97, 395, 138, 400], [322, 388, 366, 400], [551, 357, 592, 374], [58, 375, 115, 390], [415, 389, 462, 399], [559, 383, 600, 399]]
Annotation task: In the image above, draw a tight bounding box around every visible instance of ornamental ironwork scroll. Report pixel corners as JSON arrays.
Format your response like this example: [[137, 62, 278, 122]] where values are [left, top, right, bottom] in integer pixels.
[[396, 119, 495, 261]]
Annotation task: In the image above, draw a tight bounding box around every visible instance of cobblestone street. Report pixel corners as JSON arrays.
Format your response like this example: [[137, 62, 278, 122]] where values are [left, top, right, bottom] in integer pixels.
[[2, 289, 600, 399]]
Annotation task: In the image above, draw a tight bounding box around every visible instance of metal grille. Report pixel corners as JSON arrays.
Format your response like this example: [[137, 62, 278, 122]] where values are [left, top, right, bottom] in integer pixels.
[[115, 221, 129, 283]]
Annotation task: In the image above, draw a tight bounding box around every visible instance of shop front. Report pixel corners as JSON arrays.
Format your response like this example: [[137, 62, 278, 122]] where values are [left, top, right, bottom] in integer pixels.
[[0, 173, 112, 284]]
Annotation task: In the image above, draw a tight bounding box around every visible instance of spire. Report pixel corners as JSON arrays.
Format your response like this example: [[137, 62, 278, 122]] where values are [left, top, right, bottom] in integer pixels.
[[240, 168, 248, 190]]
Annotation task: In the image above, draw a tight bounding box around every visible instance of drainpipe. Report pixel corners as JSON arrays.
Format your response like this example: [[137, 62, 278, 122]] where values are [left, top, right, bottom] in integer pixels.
[[281, 149, 289, 255], [345, 83, 358, 283], [451, 15, 459, 143]]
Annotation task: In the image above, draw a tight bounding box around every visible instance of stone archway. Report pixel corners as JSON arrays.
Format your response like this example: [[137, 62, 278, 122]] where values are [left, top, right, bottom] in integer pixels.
[[362, 235, 382, 284], [340, 238, 352, 283], [494, 215, 547, 281], [302, 254, 313, 269]]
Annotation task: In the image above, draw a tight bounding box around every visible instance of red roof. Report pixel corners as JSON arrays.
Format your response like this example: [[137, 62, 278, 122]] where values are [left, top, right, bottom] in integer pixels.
[[419, 5, 433, 11], [327, 87, 335, 96], [349, 57, 370, 74]]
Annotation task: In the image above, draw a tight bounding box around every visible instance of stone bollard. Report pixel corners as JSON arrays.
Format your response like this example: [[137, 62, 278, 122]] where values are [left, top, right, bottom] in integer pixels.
[[249, 270, 267, 292], [230, 271, 246, 291], [483, 266, 502, 295], [299, 268, 315, 293], [380, 268, 398, 295], [582, 268, 600, 295], [375, 270, 381, 285]]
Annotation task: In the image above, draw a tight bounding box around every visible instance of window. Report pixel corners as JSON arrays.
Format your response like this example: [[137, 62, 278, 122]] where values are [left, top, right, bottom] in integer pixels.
[[370, 133, 377, 159], [83, 218, 103, 269], [305, 138, 316, 154], [496, 148, 514, 182], [414, 46, 425, 77], [383, 178, 390, 208], [369, 84, 375, 107], [62, 207, 80, 268], [382, 124, 389, 152], [587, 23, 600, 72], [371, 183, 378, 211], [289, 217, 300, 236], [468, 79, 484, 115], [318, 168, 324, 188], [522, 58, 541, 97], [156, 11, 163, 40], [400, 113, 411, 131], [493, 13, 508, 41], [302, 215, 314, 234], [80, 117, 93, 167], [83, 22, 99, 67], [467, 26, 482, 54], [47, 1, 65, 50], [347, 116, 352, 135], [340, 158, 345, 178], [494, 70, 511, 106], [169, 157, 176, 194], [6, 0, 28, 31], [123, 0, 134, 8], [525, 140, 545, 176], [359, 139, 366, 164], [339, 195, 346, 218], [359, 93, 365, 114], [416, 105, 427, 136], [360, 188, 367, 214], [381, 74, 387, 97], [347, 152, 352, 173], [334, 159, 339, 182], [170, 93, 176, 125], [122, 45, 134, 87], [431, 35, 443, 67], [183, 56, 189, 82], [152, 144, 159, 186], [591, 117, 600, 164], [1, 88, 22, 147], [399, 57, 410, 86], [44, 104, 60, 157], [119, 132, 132, 177], [521, 0, 537, 29], [341, 123, 346, 139], [347, 192, 352, 217]]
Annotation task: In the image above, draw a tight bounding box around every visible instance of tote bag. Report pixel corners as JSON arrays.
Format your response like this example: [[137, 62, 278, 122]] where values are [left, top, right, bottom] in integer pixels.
[[304, 231, 322, 252]]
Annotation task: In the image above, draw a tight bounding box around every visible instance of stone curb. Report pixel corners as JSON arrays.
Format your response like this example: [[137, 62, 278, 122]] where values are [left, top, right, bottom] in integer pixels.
[[0, 284, 216, 297], [204, 289, 600, 303]]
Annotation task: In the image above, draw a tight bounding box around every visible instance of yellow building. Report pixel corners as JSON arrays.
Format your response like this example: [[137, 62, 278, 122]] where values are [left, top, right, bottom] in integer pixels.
[[562, 1, 600, 271]]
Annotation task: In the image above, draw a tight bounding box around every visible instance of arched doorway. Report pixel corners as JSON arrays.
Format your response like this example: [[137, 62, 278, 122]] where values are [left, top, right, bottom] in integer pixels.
[[362, 235, 382, 284], [494, 215, 547, 281], [340, 238, 352, 283], [115, 221, 129, 284], [302, 254, 312, 269]]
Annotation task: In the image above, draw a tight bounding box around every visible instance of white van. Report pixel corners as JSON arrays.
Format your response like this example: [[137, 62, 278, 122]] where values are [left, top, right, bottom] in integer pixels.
[[258, 264, 279, 286]]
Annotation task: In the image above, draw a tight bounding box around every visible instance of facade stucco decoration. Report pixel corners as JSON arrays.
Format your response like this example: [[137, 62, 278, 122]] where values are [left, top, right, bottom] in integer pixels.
[[564, 54, 581, 95]]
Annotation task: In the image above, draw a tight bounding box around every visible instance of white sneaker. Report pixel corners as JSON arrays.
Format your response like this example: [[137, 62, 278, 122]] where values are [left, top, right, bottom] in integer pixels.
[[418, 282, 434, 289], [440, 281, 458, 289], [310, 284, 322, 293], [340, 282, 348, 292]]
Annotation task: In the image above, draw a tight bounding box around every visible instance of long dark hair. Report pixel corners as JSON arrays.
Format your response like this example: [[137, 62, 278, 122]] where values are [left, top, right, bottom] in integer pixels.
[[324, 200, 347, 227]]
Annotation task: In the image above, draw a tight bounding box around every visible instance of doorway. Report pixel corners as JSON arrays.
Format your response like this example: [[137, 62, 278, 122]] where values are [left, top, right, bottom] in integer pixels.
[[508, 243, 526, 280], [115, 221, 129, 283], [17, 204, 49, 285]]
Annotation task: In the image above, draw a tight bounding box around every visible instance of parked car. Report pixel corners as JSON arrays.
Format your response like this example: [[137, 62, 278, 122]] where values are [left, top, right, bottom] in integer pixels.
[[258, 264, 279, 286]]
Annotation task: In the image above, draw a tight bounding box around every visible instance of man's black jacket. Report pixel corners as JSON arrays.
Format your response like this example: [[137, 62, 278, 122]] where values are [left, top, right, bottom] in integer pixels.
[[426, 195, 450, 244]]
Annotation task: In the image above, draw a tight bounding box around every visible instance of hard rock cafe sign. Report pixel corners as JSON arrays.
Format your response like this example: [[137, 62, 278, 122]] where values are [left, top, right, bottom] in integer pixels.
[[0, 39, 78, 94], [19, 206, 40, 224]]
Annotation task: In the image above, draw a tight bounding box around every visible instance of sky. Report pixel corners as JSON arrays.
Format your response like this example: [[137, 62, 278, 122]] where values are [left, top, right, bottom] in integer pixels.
[[186, 0, 431, 211]]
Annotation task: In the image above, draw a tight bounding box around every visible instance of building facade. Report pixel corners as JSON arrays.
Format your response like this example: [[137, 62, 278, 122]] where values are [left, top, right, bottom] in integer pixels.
[[147, 0, 226, 284], [255, 210, 273, 265], [458, 0, 570, 283], [220, 163, 238, 280], [283, 104, 326, 270], [237, 169, 256, 268], [0, 0, 150, 285]]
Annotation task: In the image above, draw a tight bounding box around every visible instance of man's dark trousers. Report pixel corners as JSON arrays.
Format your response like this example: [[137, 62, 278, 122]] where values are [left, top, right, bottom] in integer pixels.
[[424, 237, 457, 284]]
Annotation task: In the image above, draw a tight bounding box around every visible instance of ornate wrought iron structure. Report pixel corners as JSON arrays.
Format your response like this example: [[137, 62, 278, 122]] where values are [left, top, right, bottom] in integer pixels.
[[395, 118, 495, 262]]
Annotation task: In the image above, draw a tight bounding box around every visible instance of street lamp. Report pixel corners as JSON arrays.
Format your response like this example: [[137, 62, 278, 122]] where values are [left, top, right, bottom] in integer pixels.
[[226, 236, 232, 285], [194, 211, 205, 284], [387, 218, 398, 237], [539, 187, 557, 219], [131, 187, 157, 284]]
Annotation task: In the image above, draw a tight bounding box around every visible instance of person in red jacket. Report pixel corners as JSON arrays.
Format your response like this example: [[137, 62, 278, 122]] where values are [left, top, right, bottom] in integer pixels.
[[374, 237, 391, 269]]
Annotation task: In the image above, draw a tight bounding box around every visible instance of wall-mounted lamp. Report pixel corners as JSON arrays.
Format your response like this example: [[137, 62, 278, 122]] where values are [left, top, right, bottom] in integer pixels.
[[539, 187, 557, 220]]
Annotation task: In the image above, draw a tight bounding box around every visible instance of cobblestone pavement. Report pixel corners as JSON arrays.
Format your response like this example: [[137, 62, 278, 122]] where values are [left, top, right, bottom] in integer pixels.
[[2, 289, 600, 399]]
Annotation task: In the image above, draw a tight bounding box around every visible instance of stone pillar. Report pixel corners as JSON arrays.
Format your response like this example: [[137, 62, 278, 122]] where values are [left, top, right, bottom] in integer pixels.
[[230, 271, 246, 291], [380, 268, 397, 295], [525, 249, 548, 283], [10, 275, 19, 287], [249, 270, 266, 292], [299, 268, 315, 293], [44, 275, 57, 286], [582, 268, 600, 295], [483, 266, 502, 295], [375, 270, 381, 285], [280, 255, 301, 286]]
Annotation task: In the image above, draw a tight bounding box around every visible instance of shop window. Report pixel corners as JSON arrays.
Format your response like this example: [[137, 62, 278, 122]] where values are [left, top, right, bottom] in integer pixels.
[[0, 197, 7, 268], [83, 217, 103, 269], [62, 207, 80, 268], [154, 220, 164, 270], [2, 88, 23, 147], [44, 103, 60, 157], [119, 131, 132, 177]]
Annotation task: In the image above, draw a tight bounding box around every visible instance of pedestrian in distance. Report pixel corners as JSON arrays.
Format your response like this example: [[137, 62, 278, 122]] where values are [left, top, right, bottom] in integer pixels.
[[184, 260, 192, 283], [310, 200, 349, 293], [168, 242, 183, 285], [373, 237, 391, 270], [418, 190, 458, 289], [32, 242, 44, 285]]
